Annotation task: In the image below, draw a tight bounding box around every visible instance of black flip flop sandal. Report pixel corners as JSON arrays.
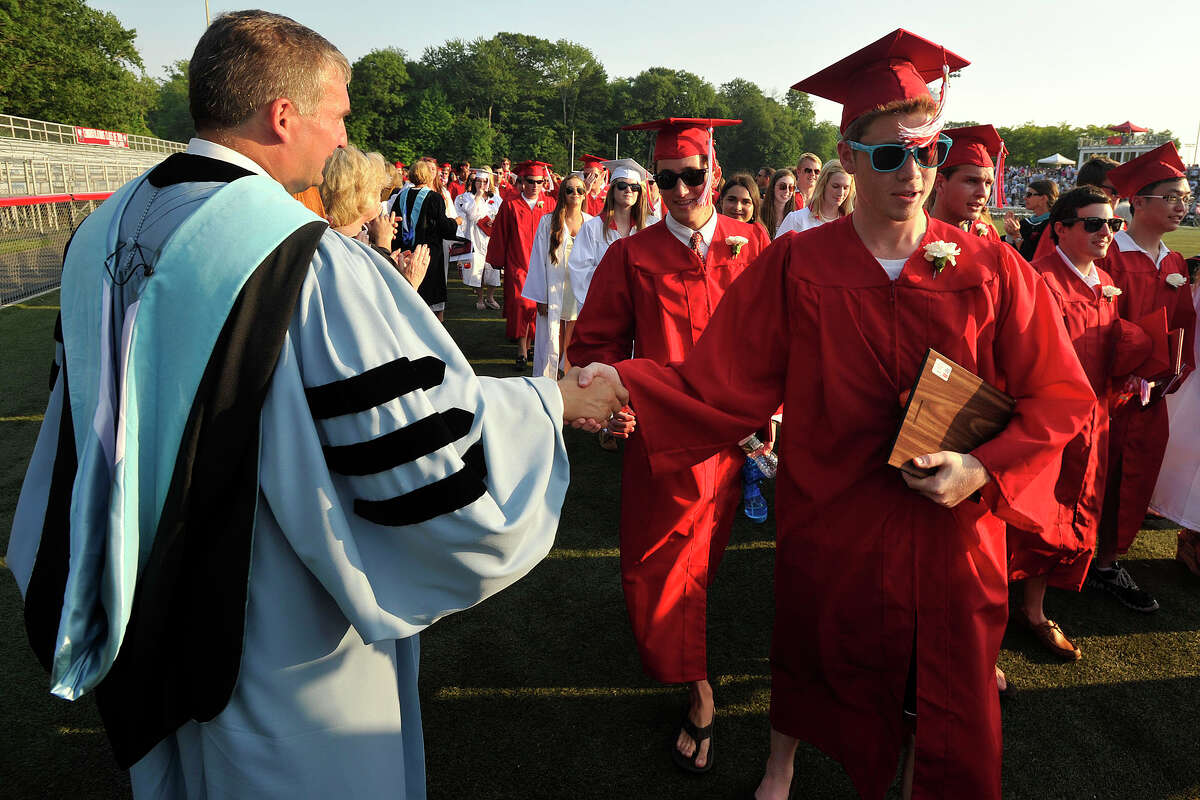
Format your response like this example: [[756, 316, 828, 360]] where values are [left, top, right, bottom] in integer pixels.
[[671, 715, 714, 774]]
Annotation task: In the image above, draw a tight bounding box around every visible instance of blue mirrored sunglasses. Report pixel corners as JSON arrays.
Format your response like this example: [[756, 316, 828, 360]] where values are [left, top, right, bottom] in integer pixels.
[[844, 134, 954, 173]]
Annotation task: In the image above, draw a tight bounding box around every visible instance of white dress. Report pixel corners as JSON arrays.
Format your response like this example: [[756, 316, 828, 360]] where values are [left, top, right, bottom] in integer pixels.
[[454, 192, 502, 288], [566, 213, 659, 307], [523, 213, 592, 378], [775, 206, 834, 238], [1150, 284, 1200, 528]]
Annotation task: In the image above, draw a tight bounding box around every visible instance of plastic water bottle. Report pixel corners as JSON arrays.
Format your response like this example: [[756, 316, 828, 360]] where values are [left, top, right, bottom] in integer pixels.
[[739, 434, 777, 480]]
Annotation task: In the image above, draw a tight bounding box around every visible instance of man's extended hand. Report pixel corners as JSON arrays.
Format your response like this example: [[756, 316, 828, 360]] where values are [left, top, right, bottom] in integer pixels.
[[577, 362, 624, 391], [902, 451, 991, 508], [558, 366, 627, 429]]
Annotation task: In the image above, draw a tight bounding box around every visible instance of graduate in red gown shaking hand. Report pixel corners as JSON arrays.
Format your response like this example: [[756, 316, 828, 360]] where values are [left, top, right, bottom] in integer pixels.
[[567, 117, 768, 774], [576, 30, 1094, 800]]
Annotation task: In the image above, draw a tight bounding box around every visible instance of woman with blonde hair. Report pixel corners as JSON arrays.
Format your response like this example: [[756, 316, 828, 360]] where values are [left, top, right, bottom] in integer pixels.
[[321, 145, 429, 288], [775, 160, 854, 237], [523, 173, 591, 378], [759, 168, 797, 239], [568, 158, 658, 308], [321, 146, 392, 244], [455, 167, 504, 310]]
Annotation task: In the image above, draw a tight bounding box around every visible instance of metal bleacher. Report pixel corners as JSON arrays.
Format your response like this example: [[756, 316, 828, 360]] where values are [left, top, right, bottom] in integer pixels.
[[0, 113, 184, 197], [0, 114, 185, 304]]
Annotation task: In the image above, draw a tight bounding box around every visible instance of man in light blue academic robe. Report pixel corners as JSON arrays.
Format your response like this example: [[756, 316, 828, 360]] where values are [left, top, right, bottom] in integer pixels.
[[5, 11, 624, 799]]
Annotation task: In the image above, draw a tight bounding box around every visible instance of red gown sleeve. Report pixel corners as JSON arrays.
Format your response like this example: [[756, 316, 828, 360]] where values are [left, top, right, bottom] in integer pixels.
[[1168, 257, 1197, 386], [1109, 318, 1155, 380], [485, 204, 511, 268], [614, 238, 791, 475], [971, 251, 1097, 528]]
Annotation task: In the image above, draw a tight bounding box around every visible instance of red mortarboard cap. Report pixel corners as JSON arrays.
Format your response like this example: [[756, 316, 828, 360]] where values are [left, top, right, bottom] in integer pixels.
[[394, 161, 405, 169], [621, 118, 741, 162], [580, 153, 608, 168], [942, 124, 1004, 169], [515, 160, 553, 177], [791, 29, 969, 133], [440, 161, 451, 168], [1107, 142, 1186, 198]]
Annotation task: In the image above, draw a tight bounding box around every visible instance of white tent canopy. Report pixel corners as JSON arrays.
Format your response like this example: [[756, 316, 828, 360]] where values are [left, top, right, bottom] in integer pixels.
[[1037, 153, 1076, 166]]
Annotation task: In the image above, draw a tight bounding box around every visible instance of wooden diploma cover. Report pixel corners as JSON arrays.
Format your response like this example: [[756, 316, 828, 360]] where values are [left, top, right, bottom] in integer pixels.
[[888, 349, 1015, 478]]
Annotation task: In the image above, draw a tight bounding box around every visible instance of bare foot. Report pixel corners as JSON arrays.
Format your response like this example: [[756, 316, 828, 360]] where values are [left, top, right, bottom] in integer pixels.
[[754, 757, 794, 799], [675, 679, 714, 769]]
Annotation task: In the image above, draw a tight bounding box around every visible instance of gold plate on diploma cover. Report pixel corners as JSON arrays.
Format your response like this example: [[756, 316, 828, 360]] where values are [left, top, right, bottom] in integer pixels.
[[888, 349, 1015, 478]]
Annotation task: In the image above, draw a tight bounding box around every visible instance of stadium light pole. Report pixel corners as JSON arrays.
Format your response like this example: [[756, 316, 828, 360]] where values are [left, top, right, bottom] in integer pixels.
[[204, 0, 210, 26]]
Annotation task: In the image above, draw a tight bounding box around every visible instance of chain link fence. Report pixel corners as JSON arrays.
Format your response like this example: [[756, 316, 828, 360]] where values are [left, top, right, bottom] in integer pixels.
[[0, 193, 110, 306]]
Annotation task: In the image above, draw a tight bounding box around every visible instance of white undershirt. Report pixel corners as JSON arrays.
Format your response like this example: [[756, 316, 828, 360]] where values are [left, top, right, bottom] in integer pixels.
[[524, 195, 539, 209], [663, 207, 718, 260], [877, 257, 907, 281]]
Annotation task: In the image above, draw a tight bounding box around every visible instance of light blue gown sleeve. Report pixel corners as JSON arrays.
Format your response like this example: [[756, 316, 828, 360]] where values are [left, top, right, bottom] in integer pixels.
[[6, 337, 65, 595], [258, 229, 568, 644]]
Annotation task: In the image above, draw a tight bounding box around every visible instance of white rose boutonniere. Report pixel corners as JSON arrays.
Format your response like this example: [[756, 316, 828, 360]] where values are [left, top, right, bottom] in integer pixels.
[[922, 240, 961, 278], [725, 235, 749, 256], [1166, 272, 1187, 288], [974, 222, 991, 237], [536, 200, 545, 209], [1101, 285, 1122, 302]]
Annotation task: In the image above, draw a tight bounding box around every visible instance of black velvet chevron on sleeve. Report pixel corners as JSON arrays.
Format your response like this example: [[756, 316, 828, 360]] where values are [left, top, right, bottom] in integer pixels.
[[93, 219, 328, 769]]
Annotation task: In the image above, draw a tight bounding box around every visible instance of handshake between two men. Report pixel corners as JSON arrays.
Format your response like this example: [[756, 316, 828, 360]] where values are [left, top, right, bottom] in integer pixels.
[[556, 364, 627, 430]]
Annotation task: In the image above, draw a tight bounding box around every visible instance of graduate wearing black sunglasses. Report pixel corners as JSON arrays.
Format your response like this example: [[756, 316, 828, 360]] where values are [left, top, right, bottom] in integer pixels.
[[1009, 185, 1161, 668], [567, 117, 769, 776], [573, 30, 1094, 800]]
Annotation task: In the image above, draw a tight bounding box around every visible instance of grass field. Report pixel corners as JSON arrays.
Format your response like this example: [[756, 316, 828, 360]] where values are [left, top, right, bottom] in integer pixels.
[[1164, 226, 1200, 257], [2, 278, 1199, 800]]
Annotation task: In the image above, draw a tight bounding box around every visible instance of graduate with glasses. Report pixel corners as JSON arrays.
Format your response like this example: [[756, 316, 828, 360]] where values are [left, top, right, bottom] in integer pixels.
[[1089, 142, 1197, 612], [485, 160, 557, 370], [567, 118, 769, 775], [574, 30, 1094, 800]]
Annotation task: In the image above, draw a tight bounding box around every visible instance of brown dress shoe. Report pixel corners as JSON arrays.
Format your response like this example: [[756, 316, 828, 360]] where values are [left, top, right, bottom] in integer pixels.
[[1026, 618, 1081, 661]]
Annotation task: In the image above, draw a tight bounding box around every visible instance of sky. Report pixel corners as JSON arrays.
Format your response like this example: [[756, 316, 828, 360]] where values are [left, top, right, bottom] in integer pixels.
[[94, 0, 1200, 162]]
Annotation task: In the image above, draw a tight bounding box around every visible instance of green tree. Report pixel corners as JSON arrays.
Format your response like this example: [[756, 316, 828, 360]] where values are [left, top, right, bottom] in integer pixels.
[[146, 60, 193, 142], [345, 48, 411, 155], [0, 0, 154, 133]]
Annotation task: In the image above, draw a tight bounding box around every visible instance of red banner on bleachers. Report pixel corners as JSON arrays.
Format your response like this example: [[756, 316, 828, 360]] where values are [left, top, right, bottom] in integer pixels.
[[73, 127, 129, 147]]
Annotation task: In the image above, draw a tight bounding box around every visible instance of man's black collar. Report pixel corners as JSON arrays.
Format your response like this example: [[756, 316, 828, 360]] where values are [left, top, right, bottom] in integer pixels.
[[148, 153, 257, 188]]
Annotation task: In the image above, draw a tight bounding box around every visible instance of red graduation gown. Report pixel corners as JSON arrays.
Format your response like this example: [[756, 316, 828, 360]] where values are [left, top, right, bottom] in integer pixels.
[[584, 188, 607, 217], [485, 193, 556, 339], [1097, 241, 1196, 553], [613, 216, 1094, 800], [1008, 255, 1152, 590], [567, 213, 769, 683]]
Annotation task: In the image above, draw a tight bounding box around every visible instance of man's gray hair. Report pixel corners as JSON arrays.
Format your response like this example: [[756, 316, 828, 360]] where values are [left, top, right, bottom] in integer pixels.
[[189, 10, 351, 131]]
